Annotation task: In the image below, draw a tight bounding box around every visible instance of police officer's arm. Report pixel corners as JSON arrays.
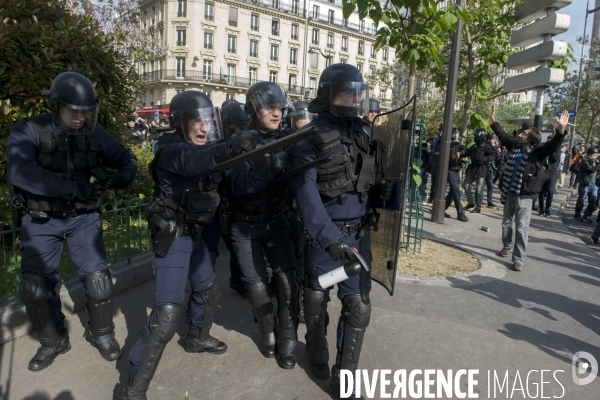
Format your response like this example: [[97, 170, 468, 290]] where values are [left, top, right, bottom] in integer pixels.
[[95, 128, 138, 183], [157, 141, 231, 179], [288, 140, 343, 250], [6, 120, 78, 199], [224, 159, 274, 196]]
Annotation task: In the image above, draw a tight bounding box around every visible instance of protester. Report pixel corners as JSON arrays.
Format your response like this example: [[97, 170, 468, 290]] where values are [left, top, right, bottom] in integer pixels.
[[538, 135, 562, 217], [574, 146, 600, 222]]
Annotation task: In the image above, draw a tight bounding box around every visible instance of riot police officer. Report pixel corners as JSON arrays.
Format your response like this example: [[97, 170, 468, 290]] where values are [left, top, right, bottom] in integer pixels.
[[221, 100, 251, 136], [444, 128, 469, 222], [6, 72, 138, 371], [288, 64, 383, 398], [116, 90, 261, 399], [225, 81, 299, 369], [361, 98, 381, 136], [289, 100, 316, 131]]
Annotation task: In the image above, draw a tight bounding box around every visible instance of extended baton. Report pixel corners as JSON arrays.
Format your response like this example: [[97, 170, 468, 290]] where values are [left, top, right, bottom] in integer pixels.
[[216, 126, 319, 171], [270, 155, 332, 184]]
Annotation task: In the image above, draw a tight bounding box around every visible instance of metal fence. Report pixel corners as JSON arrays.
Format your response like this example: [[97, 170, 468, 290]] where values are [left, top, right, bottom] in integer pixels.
[[0, 197, 153, 303]]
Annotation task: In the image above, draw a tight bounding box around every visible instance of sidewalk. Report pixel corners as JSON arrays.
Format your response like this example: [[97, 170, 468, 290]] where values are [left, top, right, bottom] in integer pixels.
[[0, 186, 599, 399]]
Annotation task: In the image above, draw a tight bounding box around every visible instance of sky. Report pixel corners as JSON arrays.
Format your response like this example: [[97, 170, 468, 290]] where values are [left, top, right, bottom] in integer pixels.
[[553, 0, 594, 73]]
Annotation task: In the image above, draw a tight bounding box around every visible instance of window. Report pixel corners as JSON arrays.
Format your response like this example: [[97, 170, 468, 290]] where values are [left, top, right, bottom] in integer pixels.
[[272, 0, 279, 8], [340, 59, 347, 63], [178, 0, 187, 17], [272, 19, 279, 36], [325, 56, 333, 67], [226, 93, 235, 101], [141, 63, 146, 75], [383, 48, 388, 60], [358, 41, 364, 55], [149, 89, 154, 106], [289, 74, 297, 92], [229, 7, 238, 26], [327, 34, 333, 49], [357, 62, 362, 72], [203, 60, 212, 81], [341, 36, 348, 51], [143, 11, 147, 29], [309, 77, 316, 96], [176, 57, 185, 78], [270, 45, 279, 61], [291, 0, 299, 14], [228, 35, 237, 53], [249, 40, 258, 57], [204, 31, 213, 49], [309, 53, 318, 69], [360, 20, 365, 32], [328, 10, 334, 23], [176, 28, 186, 46], [313, 5, 320, 19], [312, 29, 319, 45], [291, 24, 299, 40], [176, 88, 185, 94], [290, 48, 298, 65], [203, 90, 212, 99], [205, 2, 214, 20], [227, 64, 236, 85], [269, 71, 277, 83], [249, 67, 257, 85], [371, 45, 376, 58], [251, 13, 259, 31]]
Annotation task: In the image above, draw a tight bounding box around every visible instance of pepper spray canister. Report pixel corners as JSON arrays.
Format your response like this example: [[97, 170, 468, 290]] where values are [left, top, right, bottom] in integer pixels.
[[317, 247, 370, 288]]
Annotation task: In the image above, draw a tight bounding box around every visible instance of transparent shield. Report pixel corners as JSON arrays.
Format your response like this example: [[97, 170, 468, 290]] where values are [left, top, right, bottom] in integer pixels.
[[248, 84, 294, 117], [182, 107, 225, 145], [52, 102, 99, 135], [329, 82, 369, 118], [291, 110, 317, 130]]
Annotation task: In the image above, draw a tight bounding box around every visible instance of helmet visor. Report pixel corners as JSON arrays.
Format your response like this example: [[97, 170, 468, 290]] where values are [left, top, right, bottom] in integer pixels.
[[248, 85, 294, 117], [181, 107, 224, 145], [329, 82, 369, 118], [291, 110, 317, 129], [53, 101, 99, 135]]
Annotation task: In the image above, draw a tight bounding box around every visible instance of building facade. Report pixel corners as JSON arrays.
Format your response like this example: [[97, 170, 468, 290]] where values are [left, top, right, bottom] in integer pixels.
[[137, 0, 395, 110]]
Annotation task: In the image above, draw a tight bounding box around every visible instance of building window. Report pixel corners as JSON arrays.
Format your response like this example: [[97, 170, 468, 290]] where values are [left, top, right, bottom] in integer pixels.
[[313, 5, 319, 19], [141, 62, 146, 75], [272, 0, 279, 8], [176, 28, 186, 46], [341, 36, 348, 51], [289, 48, 298, 65], [204, 31, 213, 49], [203, 60, 212, 81], [229, 7, 238, 27], [270, 45, 279, 61], [371, 45, 376, 58], [227, 64, 236, 85], [149, 89, 154, 106], [328, 10, 334, 23], [269, 71, 277, 83], [357, 63, 362, 72], [340, 59, 347, 63], [383, 47, 388, 60], [249, 67, 257, 85], [251, 13, 259, 31], [178, 0, 187, 17], [176, 88, 185, 94], [291, 24, 299, 40], [360, 20, 365, 32], [309, 77, 316, 96], [289, 74, 297, 92], [203, 90, 212, 99], [358, 41, 364, 55], [292, 0, 299, 14], [176, 57, 185, 78], [312, 29, 319, 45], [272, 19, 279, 36], [309, 53, 318, 69], [228, 36, 237, 53], [226, 93, 235, 100], [204, 2, 214, 20], [327, 33, 333, 49], [325, 56, 333, 67], [249, 40, 258, 57]]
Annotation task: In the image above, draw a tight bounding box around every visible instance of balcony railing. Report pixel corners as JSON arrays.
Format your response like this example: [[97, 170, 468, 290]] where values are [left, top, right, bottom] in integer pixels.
[[238, 0, 306, 17]]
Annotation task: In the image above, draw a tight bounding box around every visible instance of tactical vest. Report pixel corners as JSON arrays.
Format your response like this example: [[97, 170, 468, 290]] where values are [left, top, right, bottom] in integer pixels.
[[18, 114, 102, 212], [147, 132, 221, 226], [311, 118, 377, 202]]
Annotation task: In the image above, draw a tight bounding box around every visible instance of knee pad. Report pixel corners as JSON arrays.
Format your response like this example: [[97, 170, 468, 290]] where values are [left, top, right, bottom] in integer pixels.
[[149, 303, 183, 344], [20, 274, 50, 307], [303, 287, 329, 316], [246, 282, 274, 332], [83, 269, 114, 302], [342, 293, 371, 329]]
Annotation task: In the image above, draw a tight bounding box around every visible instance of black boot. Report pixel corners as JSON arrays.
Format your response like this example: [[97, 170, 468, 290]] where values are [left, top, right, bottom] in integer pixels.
[[304, 287, 331, 379], [185, 280, 227, 354], [246, 282, 276, 357], [115, 304, 182, 400], [273, 272, 298, 369], [29, 326, 71, 372]]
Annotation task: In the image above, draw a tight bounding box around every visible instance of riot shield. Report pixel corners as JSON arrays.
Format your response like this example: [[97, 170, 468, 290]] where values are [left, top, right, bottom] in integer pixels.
[[369, 97, 416, 296]]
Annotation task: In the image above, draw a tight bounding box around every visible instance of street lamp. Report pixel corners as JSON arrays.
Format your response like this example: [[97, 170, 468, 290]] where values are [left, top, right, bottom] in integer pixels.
[[308, 47, 334, 59]]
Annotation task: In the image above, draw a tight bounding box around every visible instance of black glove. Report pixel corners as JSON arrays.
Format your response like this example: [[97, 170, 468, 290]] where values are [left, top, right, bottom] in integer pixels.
[[325, 238, 357, 262], [101, 172, 129, 190], [268, 151, 290, 176], [230, 130, 261, 158], [75, 183, 103, 202]]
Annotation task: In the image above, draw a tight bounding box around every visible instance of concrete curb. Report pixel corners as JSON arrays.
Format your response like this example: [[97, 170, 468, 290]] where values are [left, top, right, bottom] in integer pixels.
[[0, 252, 155, 345]]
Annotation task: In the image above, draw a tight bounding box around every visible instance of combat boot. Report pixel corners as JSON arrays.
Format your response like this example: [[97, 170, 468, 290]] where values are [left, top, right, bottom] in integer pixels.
[[184, 326, 227, 354], [28, 327, 71, 372]]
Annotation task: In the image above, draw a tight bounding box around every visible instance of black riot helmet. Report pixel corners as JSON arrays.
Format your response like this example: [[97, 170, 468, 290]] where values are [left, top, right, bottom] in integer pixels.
[[169, 90, 224, 144], [368, 99, 381, 112], [308, 63, 369, 118], [451, 127, 461, 141], [290, 100, 316, 130], [221, 100, 250, 138], [244, 82, 293, 132], [42, 72, 100, 135], [473, 128, 488, 145], [587, 146, 599, 156]]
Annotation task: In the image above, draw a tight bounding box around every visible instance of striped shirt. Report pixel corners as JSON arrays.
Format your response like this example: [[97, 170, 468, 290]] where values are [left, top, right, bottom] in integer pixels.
[[501, 145, 533, 204]]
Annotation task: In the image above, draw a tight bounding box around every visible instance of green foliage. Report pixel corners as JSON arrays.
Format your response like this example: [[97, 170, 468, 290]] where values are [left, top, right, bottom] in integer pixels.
[[0, 0, 141, 179], [410, 161, 422, 187], [103, 145, 155, 204]]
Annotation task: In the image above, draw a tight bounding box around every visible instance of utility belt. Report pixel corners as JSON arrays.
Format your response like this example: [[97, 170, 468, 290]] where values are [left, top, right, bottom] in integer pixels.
[[336, 212, 379, 239], [27, 208, 96, 220], [180, 223, 204, 237], [234, 209, 287, 223]]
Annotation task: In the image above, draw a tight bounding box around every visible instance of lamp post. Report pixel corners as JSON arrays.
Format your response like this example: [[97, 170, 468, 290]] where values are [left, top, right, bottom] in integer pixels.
[[301, 6, 312, 100]]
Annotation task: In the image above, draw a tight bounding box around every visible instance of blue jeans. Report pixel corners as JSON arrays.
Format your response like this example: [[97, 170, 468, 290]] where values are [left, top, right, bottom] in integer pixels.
[[501, 192, 533, 264], [538, 174, 557, 212], [575, 184, 598, 219], [486, 169, 495, 204]]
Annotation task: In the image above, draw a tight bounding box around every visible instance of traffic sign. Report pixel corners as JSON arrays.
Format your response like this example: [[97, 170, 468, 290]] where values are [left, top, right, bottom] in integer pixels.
[[556, 111, 577, 117], [506, 40, 568, 71], [515, 0, 573, 23], [503, 68, 564, 92], [510, 13, 571, 48]]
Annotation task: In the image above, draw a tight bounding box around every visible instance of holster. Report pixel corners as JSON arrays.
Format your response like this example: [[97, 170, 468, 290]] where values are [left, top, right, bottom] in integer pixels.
[[148, 212, 179, 257], [219, 209, 231, 235]]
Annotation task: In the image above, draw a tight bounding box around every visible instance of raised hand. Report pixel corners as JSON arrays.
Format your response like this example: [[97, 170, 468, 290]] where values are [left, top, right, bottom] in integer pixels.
[[556, 110, 570, 134]]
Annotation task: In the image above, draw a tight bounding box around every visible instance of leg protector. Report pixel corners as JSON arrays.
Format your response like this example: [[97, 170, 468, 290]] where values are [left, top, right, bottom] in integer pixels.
[[246, 282, 275, 357], [20, 274, 59, 347], [83, 269, 115, 337], [188, 279, 221, 341], [273, 272, 298, 369], [303, 287, 330, 366], [123, 304, 182, 397]]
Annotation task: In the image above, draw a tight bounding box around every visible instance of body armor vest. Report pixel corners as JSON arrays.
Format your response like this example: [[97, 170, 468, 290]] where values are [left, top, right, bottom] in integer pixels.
[[148, 132, 221, 226], [449, 142, 465, 171], [312, 118, 377, 201], [19, 114, 102, 212]]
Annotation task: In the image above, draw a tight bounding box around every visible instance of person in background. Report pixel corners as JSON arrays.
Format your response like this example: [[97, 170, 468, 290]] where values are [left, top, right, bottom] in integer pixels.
[[556, 145, 567, 189], [537, 135, 561, 217], [485, 133, 499, 208], [569, 145, 586, 188], [574, 146, 600, 222]]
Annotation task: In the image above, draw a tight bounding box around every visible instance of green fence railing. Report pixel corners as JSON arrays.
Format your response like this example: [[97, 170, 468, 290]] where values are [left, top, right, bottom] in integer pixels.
[[0, 196, 153, 303]]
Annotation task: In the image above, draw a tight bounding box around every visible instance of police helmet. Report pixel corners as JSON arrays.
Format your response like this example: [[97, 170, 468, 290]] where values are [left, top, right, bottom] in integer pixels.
[[169, 90, 224, 144], [221, 100, 250, 138], [368, 99, 381, 113], [308, 63, 369, 118], [473, 128, 488, 144], [587, 146, 599, 155], [43, 72, 100, 135], [290, 100, 316, 130], [245, 81, 292, 116], [451, 127, 461, 141]]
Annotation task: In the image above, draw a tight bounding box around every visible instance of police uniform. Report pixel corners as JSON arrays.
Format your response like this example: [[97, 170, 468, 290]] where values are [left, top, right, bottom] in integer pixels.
[[445, 130, 469, 221], [6, 72, 138, 372]]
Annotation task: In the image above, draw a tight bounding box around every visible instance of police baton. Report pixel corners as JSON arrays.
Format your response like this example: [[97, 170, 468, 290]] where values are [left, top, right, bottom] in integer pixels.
[[216, 126, 319, 171], [270, 155, 332, 183]]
